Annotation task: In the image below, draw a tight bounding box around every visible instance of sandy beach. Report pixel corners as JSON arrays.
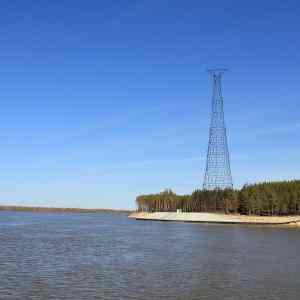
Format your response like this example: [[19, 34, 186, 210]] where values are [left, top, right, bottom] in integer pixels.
[[129, 212, 300, 226]]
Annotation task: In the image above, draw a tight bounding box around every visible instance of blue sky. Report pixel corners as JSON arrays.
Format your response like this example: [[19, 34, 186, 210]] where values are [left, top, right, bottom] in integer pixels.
[[0, 0, 299, 209]]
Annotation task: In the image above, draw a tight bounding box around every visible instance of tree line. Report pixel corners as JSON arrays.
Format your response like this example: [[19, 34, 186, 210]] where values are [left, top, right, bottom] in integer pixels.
[[136, 180, 300, 216]]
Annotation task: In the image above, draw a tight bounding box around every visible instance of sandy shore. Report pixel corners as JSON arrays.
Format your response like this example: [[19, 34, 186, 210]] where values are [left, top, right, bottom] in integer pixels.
[[129, 212, 300, 226]]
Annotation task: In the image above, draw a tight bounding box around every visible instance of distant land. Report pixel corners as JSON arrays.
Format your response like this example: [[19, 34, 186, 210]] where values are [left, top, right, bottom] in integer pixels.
[[0, 205, 132, 214]]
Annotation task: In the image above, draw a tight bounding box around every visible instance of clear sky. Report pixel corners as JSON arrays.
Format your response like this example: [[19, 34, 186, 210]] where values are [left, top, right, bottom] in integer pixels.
[[0, 0, 299, 209]]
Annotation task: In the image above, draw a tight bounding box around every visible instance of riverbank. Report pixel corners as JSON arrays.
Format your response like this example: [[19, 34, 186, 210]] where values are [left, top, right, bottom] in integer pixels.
[[0, 205, 131, 214], [129, 212, 300, 226]]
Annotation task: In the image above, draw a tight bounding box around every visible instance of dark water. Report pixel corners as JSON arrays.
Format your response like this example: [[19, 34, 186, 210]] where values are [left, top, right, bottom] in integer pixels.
[[0, 212, 299, 300]]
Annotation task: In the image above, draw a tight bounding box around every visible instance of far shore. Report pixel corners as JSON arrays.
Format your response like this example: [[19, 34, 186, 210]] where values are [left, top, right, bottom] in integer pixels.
[[0, 205, 132, 214], [129, 212, 300, 226]]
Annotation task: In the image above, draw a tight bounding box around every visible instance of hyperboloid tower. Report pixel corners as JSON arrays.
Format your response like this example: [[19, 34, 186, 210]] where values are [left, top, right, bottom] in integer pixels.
[[203, 69, 233, 190]]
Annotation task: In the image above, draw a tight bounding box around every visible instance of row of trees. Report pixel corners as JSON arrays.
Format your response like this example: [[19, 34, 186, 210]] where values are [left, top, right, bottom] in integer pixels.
[[136, 180, 300, 216]]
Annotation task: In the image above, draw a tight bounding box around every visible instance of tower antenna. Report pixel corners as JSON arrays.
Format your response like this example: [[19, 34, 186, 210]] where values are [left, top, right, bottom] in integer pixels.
[[203, 69, 233, 190]]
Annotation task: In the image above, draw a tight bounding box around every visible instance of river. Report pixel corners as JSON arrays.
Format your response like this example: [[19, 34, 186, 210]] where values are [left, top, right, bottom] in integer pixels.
[[0, 211, 299, 299]]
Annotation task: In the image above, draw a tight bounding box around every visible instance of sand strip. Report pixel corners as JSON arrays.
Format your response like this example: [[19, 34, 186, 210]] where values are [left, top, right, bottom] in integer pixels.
[[129, 212, 300, 226]]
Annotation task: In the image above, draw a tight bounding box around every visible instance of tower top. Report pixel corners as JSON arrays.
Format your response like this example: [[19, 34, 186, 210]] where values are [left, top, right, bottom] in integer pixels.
[[207, 68, 228, 76]]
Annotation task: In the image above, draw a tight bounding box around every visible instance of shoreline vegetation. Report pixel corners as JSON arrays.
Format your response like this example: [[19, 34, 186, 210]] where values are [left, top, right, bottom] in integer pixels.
[[136, 180, 300, 216], [0, 205, 131, 214]]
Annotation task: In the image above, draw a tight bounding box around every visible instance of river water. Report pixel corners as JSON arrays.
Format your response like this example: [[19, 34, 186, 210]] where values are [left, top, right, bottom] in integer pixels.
[[0, 211, 299, 299]]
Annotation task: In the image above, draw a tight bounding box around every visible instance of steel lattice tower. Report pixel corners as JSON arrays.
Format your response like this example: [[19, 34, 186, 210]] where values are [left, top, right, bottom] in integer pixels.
[[203, 69, 233, 190]]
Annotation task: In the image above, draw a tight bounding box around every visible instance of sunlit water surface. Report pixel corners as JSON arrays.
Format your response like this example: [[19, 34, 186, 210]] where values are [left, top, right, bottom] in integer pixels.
[[0, 211, 299, 299]]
